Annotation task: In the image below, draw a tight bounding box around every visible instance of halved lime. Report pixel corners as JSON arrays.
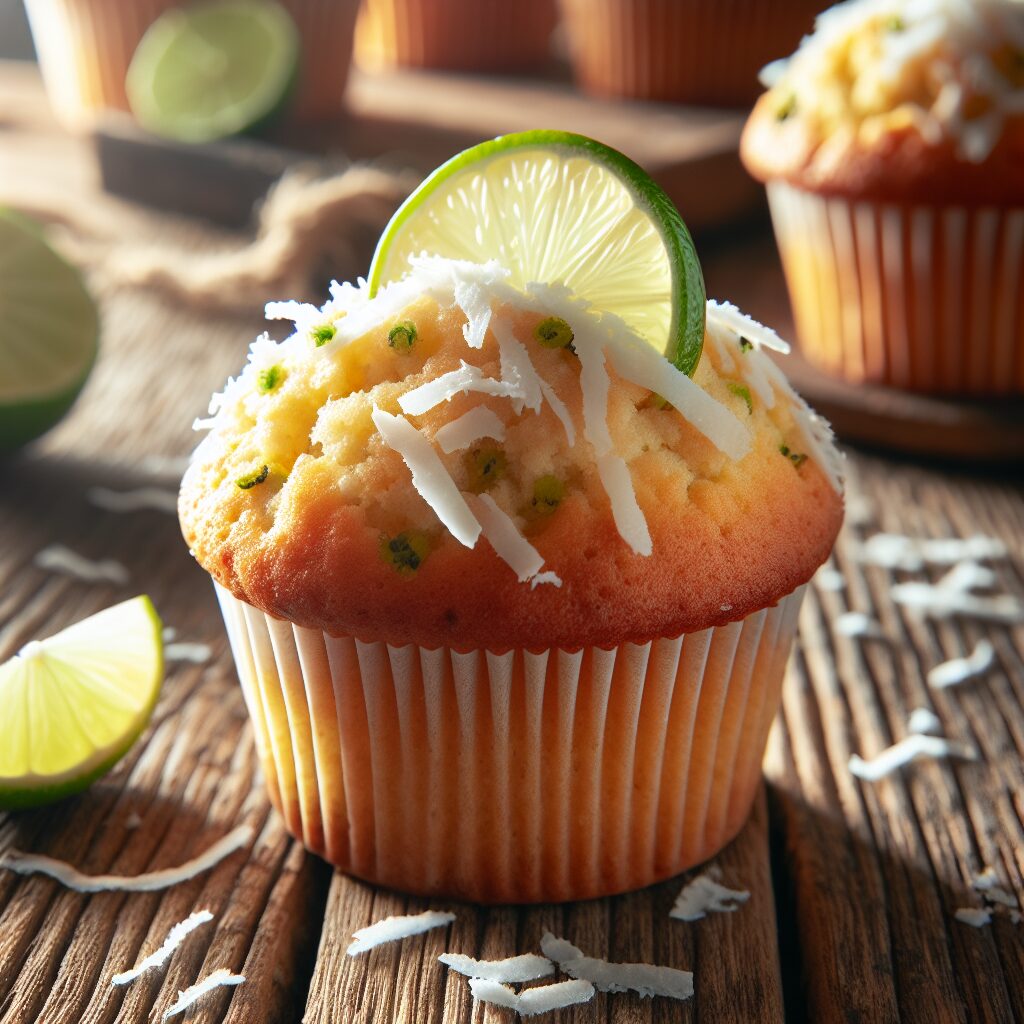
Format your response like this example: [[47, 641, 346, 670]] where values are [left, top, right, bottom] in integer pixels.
[[126, 0, 300, 144], [368, 130, 706, 374], [0, 597, 164, 811], [0, 210, 99, 454]]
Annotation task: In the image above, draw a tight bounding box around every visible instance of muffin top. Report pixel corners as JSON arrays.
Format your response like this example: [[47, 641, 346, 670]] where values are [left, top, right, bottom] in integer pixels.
[[180, 259, 843, 650], [741, 0, 1024, 203]]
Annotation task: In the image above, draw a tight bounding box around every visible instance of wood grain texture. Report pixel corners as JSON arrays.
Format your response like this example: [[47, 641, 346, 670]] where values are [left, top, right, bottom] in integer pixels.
[[3, 62, 1024, 1024]]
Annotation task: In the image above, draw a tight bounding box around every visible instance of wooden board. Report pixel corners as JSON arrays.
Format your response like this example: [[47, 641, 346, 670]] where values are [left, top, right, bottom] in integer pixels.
[[2, 62, 1024, 1024], [90, 66, 758, 231]]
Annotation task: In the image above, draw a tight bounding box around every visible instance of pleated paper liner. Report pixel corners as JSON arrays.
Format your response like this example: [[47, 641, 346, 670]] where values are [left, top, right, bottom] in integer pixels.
[[24, 0, 359, 131], [216, 582, 805, 904], [767, 182, 1024, 397], [354, 0, 558, 73], [558, 0, 820, 106]]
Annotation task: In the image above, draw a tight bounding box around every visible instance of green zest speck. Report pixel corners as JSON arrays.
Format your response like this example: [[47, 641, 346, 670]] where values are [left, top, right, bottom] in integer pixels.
[[312, 324, 336, 348], [534, 316, 574, 350], [727, 381, 753, 414], [380, 531, 430, 574], [776, 94, 797, 122], [388, 320, 417, 353], [531, 475, 565, 516], [645, 393, 671, 411], [739, 337, 754, 353], [885, 14, 905, 31], [779, 444, 808, 469], [258, 365, 284, 393], [464, 446, 507, 492], [237, 465, 270, 489]]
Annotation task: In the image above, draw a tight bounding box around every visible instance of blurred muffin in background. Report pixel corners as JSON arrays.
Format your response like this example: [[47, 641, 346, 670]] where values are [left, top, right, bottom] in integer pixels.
[[559, 0, 823, 106], [24, 0, 360, 130], [355, 0, 557, 72], [742, 0, 1024, 396]]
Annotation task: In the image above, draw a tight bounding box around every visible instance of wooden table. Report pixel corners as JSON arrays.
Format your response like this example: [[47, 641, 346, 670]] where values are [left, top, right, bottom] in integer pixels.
[[2, 65, 1023, 1024]]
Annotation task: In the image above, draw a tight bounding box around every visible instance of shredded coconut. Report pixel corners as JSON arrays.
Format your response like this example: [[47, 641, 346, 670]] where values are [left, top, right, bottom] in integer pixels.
[[848, 734, 977, 782], [163, 967, 245, 1019], [936, 561, 1000, 593], [972, 868, 1019, 908], [670, 875, 751, 921], [816, 567, 847, 591], [468, 493, 550, 584], [706, 300, 791, 354], [112, 910, 214, 986], [438, 952, 554, 983], [907, 707, 942, 736], [87, 487, 178, 515], [540, 933, 693, 1001], [34, 545, 130, 585], [890, 582, 1024, 623], [596, 453, 652, 557], [954, 907, 992, 928], [346, 911, 456, 955], [165, 642, 214, 664], [529, 571, 563, 589], [433, 406, 506, 454], [0, 824, 253, 892], [836, 611, 886, 639], [858, 533, 1008, 571], [491, 320, 544, 414], [398, 361, 522, 417], [469, 977, 596, 1016], [371, 407, 481, 548], [928, 640, 996, 689], [454, 279, 493, 350], [538, 379, 576, 446]]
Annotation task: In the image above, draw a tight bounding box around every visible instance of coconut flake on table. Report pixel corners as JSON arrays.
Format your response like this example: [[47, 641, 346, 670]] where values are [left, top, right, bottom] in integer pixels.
[[433, 406, 506, 454], [954, 907, 992, 928], [857, 533, 1009, 572], [112, 910, 214, 986], [972, 868, 1019, 909], [835, 611, 886, 639], [371, 407, 481, 548], [399, 361, 523, 417], [468, 494, 561, 587], [816, 566, 847, 591], [928, 640, 996, 690], [34, 545, 130, 585], [469, 977, 596, 1016], [438, 952, 555, 983], [164, 642, 214, 664], [540, 933, 694, 1001], [347, 911, 456, 955], [848, 734, 978, 782], [87, 486, 179, 515], [0, 825, 253, 892], [936, 561, 1000, 593], [670, 875, 751, 922], [162, 967, 245, 1019], [907, 707, 942, 736], [890, 581, 1024, 623]]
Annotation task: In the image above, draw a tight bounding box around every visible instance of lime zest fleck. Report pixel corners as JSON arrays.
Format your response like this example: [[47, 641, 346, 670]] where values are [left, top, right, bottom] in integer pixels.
[[644, 393, 671, 411], [739, 337, 754, 353], [530, 475, 565, 516], [727, 381, 753, 414], [534, 317, 575, 350], [464, 446, 507, 493], [380, 531, 430, 574], [776, 94, 798, 122], [312, 324, 336, 348], [257, 365, 284, 393], [779, 443, 808, 469], [236, 465, 270, 489], [388, 320, 418, 353], [885, 14, 905, 31]]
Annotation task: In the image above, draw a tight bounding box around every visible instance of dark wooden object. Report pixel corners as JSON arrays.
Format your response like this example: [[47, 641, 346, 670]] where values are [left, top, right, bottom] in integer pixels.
[[2, 62, 1024, 1023]]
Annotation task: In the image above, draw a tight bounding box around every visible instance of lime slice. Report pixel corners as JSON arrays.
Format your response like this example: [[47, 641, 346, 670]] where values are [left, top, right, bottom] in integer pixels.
[[126, 0, 300, 143], [0, 211, 99, 454], [0, 597, 164, 811], [369, 130, 706, 374]]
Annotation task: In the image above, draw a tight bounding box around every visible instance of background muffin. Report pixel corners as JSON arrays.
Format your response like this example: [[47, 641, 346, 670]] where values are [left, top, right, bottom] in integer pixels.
[[181, 258, 843, 902], [742, 0, 1024, 395], [559, 0, 823, 106]]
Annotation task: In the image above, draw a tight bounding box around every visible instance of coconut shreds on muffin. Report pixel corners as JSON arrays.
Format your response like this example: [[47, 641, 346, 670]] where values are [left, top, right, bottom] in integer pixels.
[[182, 257, 842, 650]]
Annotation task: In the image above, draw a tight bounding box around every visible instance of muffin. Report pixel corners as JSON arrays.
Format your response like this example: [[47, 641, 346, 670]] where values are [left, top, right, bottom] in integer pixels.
[[354, 0, 558, 73], [180, 248, 842, 903], [559, 0, 823, 107], [24, 0, 360, 130], [742, 0, 1024, 395]]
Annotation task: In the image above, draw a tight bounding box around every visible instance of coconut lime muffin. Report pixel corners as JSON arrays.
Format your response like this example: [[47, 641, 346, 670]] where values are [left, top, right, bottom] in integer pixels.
[[180, 132, 843, 903], [742, 0, 1024, 394]]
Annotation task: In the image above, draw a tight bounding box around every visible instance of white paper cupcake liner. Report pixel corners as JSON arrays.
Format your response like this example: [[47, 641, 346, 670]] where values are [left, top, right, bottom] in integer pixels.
[[768, 181, 1024, 395], [215, 582, 805, 903], [24, 0, 359, 131]]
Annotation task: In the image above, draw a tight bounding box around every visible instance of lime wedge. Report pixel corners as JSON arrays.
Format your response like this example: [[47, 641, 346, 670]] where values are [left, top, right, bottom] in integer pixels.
[[126, 0, 300, 143], [0, 597, 164, 811], [369, 130, 706, 374], [0, 211, 99, 454]]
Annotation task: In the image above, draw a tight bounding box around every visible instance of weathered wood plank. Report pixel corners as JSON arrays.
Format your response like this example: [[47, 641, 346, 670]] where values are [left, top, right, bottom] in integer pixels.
[[303, 788, 783, 1023]]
